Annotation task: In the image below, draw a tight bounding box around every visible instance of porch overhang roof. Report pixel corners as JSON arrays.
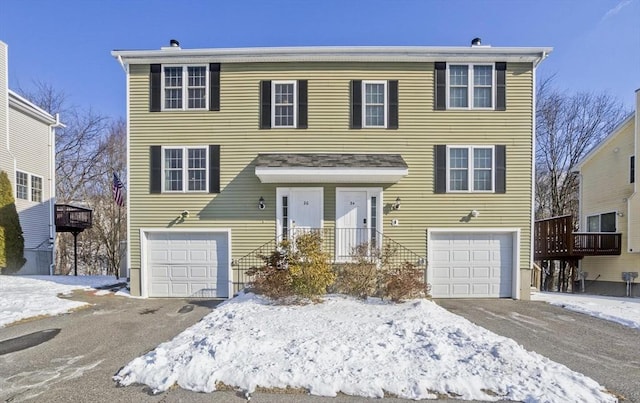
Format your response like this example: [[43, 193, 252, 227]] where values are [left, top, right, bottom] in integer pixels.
[[254, 153, 408, 183]]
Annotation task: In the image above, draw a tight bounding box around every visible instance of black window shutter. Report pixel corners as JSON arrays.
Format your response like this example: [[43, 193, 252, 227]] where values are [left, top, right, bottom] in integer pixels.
[[209, 63, 221, 111], [209, 145, 220, 193], [495, 145, 506, 193], [434, 62, 446, 110], [150, 145, 162, 193], [434, 145, 447, 193], [297, 80, 308, 129], [260, 80, 271, 129], [495, 62, 506, 111], [388, 80, 398, 129], [150, 64, 161, 112], [350, 80, 362, 129], [630, 155, 635, 184]]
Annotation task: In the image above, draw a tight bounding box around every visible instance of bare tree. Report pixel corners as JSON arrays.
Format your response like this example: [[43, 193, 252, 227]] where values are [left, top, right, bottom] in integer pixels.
[[535, 78, 628, 220]]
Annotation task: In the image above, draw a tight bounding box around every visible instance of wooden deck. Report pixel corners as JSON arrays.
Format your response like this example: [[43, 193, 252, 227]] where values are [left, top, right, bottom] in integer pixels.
[[534, 215, 622, 260], [55, 204, 93, 233]]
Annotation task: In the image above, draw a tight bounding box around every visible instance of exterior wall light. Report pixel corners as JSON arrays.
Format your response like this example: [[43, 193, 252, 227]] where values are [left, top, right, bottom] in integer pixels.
[[392, 197, 401, 210], [181, 210, 189, 218], [258, 196, 266, 210], [471, 210, 480, 217]]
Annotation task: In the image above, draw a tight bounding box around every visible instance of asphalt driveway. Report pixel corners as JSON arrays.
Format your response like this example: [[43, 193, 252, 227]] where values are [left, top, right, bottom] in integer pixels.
[[436, 298, 640, 402]]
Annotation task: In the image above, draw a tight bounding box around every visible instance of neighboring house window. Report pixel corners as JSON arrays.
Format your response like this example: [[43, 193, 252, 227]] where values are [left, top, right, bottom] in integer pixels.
[[631, 156, 635, 184], [435, 62, 506, 111], [162, 146, 208, 192], [260, 80, 307, 129], [446, 146, 494, 192], [363, 81, 387, 127], [587, 212, 616, 232], [448, 64, 493, 109], [272, 81, 296, 128], [435, 145, 505, 193], [162, 65, 208, 110], [31, 175, 43, 202], [16, 171, 28, 200], [350, 80, 398, 129]]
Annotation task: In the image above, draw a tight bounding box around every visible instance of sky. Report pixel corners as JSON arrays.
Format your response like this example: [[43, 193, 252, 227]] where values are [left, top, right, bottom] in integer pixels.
[[1, 0, 639, 120]]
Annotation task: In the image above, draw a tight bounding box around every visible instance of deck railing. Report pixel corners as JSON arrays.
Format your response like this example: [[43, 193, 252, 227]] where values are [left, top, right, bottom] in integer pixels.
[[55, 204, 93, 232], [534, 215, 621, 259], [232, 228, 425, 293]]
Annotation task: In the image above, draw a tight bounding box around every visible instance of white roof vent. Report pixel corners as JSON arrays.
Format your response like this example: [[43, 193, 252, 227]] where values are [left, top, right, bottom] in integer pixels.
[[161, 39, 181, 51]]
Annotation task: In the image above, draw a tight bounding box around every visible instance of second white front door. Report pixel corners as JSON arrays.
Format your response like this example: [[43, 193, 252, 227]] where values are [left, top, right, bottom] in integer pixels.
[[335, 188, 382, 260], [277, 188, 323, 239]]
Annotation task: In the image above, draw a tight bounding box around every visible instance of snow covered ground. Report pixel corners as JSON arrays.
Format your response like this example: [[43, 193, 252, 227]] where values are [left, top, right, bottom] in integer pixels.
[[114, 293, 616, 402], [0, 275, 123, 327], [532, 291, 640, 329]]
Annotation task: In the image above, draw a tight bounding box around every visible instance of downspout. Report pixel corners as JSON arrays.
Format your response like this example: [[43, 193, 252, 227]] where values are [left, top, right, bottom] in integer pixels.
[[124, 60, 131, 281], [48, 113, 64, 275]]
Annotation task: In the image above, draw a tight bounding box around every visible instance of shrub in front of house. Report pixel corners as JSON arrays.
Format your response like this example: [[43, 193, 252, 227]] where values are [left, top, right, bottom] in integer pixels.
[[380, 261, 430, 302], [0, 170, 26, 274]]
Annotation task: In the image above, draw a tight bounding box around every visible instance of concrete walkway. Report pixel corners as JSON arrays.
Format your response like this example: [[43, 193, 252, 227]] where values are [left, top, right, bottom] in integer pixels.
[[435, 298, 640, 402]]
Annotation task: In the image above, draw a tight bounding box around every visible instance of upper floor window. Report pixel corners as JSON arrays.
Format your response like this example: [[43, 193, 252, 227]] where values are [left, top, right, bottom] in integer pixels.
[[587, 212, 616, 232], [162, 65, 208, 110], [447, 146, 494, 192], [16, 171, 28, 200], [15, 171, 42, 202], [272, 81, 297, 128], [162, 146, 208, 192], [363, 81, 387, 127], [435, 62, 505, 111], [448, 64, 493, 109]]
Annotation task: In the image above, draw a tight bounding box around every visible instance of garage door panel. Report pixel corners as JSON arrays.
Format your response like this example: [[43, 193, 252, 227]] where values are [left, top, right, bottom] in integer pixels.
[[146, 232, 229, 298], [431, 232, 514, 298]]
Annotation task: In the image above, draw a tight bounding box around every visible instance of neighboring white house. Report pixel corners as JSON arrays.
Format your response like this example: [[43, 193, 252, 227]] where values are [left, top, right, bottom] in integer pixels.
[[0, 40, 62, 274], [575, 89, 640, 297]]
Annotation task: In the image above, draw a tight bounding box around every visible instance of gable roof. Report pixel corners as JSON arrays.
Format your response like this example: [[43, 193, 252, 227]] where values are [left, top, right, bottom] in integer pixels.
[[575, 113, 635, 171]]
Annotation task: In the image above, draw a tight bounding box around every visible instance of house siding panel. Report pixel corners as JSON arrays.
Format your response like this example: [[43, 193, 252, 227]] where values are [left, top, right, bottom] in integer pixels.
[[127, 62, 534, 296], [0, 42, 10, 181]]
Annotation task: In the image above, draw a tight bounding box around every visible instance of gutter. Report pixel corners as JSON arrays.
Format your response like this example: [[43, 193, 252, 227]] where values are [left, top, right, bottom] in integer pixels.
[[48, 113, 65, 275]]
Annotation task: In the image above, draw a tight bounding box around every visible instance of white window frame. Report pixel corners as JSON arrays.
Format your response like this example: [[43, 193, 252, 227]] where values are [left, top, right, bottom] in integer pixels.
[[271, 80, 297, 128], [585, 211, 617, 233], [161, 146, 209, 193], [362, 80, 388, 128], [161, 65, 209, 111], [31, 174, 43, 202], [446, 64, 495, 110], [16, 170, 29, 200], [446, 145, 495, 193]]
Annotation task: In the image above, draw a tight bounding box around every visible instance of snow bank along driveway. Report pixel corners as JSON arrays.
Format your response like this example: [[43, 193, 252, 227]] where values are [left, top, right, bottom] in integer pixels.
[[114, 293, 615, 402]]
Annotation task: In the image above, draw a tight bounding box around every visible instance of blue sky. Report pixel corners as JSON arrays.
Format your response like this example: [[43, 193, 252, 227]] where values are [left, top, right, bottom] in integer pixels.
[[1, 0, 638, 119]]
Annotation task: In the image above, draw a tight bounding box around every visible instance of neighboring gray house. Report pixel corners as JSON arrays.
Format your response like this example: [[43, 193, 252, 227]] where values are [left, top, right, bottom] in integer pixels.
[[0, 40, 62, 274]]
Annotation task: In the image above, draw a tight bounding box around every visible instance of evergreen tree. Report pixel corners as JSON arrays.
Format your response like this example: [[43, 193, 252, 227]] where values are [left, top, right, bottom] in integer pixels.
[[0, 170, 26, 273]]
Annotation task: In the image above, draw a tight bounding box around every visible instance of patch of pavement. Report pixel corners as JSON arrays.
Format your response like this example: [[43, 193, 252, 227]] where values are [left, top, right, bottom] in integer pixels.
[[0, 329, 61, 356]]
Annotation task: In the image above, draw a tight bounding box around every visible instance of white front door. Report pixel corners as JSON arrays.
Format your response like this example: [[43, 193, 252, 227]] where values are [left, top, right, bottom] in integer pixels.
[[277, 188, 323, 239], [335, 188, 382, 260]]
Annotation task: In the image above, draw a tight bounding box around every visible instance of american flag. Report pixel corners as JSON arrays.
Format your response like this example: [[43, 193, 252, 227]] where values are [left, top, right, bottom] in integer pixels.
[[113, 173, 125, 207]]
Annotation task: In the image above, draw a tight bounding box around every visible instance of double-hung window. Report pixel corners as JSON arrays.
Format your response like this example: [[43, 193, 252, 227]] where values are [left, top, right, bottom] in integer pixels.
[[448, 64, 494, 109], [363, 81, 387, 127], [162, 146, 208, 192], [272, 81, 296, 128], [587, 212, 616, 232], [16, 171, 28, 200], [447, 146, 494, 192], [163, 66, 208, 110], [31, 176, 43, 202]]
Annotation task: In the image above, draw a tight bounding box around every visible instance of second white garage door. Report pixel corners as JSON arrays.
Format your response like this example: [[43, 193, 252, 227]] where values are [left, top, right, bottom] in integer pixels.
[[145, 231, 230, 298], [429, 232, 514, 298]]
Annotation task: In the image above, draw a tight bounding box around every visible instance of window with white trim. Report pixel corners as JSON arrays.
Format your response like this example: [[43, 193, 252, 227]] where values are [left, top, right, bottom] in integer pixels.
[[272, 81, 296, 128], [16, 171, 28, 200], [162, 146, 208, 192], [447, 146, 494, 192], [31, 175, 43, 202], [448, 64, 494, 109], [162, 65, 208, 110], [363, 81, 387, 127], [587, 212, 616, 232]]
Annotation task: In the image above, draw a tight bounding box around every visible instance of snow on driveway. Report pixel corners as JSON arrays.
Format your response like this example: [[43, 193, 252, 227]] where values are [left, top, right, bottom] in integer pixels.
[[114, 293, 615, 402], [532, 291, 640, 329], [0, 275, 123, 327]]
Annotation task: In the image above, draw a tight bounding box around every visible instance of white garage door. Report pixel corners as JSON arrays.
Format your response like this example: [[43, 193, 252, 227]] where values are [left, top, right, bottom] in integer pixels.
[[146, 231, 229, 298], [430, 232, 514, 298]]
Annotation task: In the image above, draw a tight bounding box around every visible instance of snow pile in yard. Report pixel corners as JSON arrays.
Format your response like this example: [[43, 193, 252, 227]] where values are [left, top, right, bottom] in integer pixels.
[[114, 293, 615, 402], [0, 275, 121, 327], [532, 291, 640, 329]]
